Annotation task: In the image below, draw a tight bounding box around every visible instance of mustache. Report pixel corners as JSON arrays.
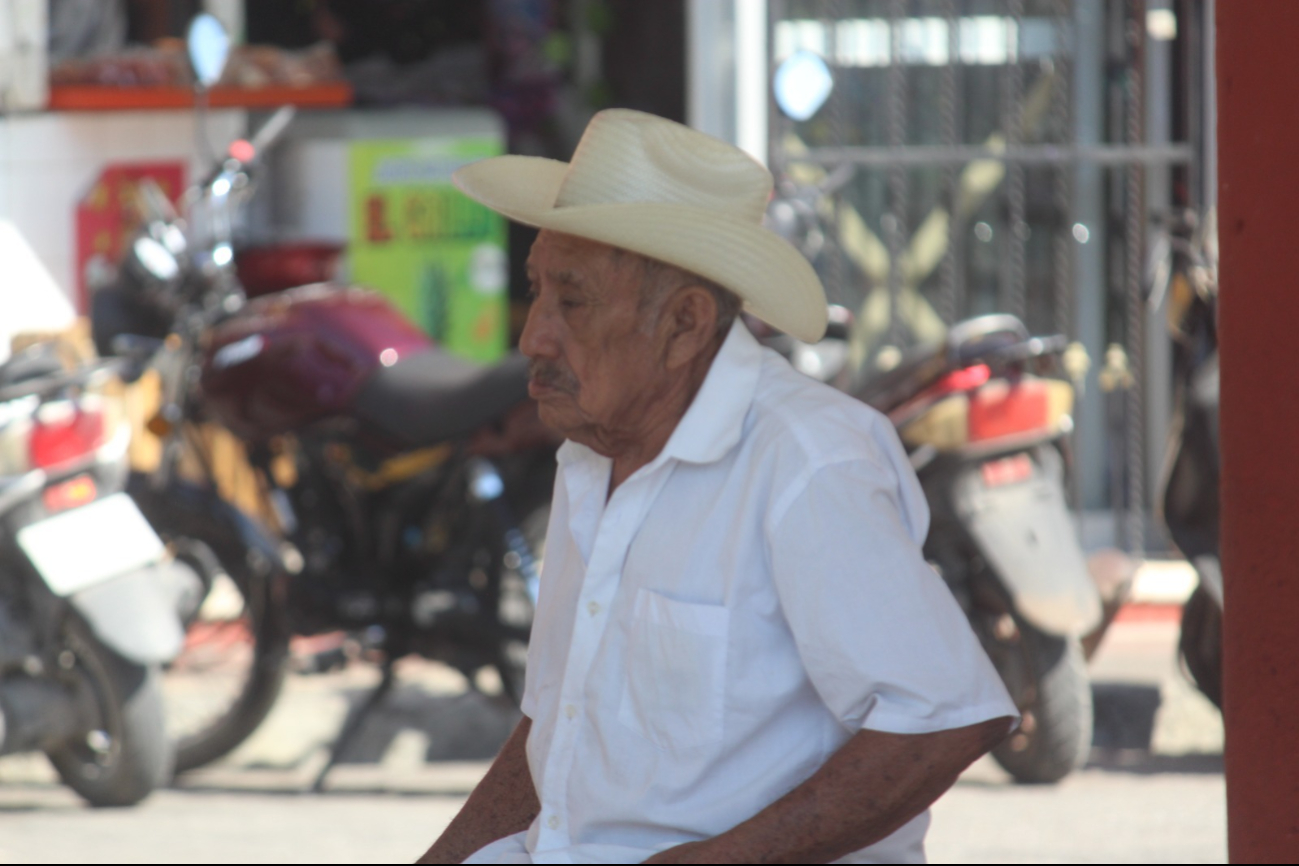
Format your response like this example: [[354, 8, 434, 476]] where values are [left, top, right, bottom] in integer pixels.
[[528, 360, 580, 395]]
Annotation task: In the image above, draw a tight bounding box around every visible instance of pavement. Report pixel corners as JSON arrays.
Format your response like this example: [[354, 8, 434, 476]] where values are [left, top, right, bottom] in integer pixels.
[[0, 595, 1225, 864]]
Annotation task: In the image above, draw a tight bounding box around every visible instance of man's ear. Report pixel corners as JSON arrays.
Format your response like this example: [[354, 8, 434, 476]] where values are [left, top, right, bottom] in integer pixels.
[[662, 286, 720, 371]]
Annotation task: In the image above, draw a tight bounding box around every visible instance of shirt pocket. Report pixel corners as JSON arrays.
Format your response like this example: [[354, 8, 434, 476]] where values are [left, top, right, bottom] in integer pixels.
[[617, 588, 730, 750]]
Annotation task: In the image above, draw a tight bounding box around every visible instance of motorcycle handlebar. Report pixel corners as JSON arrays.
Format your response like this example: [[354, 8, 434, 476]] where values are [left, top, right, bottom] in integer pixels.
[[0, 357, 130, 404], [249, 106, 296, 155], [194, 105, 296, 194]]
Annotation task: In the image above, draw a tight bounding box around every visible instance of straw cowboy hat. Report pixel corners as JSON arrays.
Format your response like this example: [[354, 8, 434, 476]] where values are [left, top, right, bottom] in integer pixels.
[[452, 109, 828, 343]]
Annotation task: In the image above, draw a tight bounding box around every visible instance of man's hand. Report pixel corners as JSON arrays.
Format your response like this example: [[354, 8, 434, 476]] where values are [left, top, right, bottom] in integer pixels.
[[642, 717, 1011, 864], [417, 717, 538, 864]]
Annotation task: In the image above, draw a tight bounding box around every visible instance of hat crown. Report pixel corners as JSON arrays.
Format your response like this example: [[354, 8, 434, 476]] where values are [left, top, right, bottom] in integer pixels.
[[553, 109, 772, 225]]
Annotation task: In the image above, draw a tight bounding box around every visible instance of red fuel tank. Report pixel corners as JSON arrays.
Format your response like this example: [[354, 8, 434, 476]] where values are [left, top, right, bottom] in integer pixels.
[[200, 284, 433, 441]]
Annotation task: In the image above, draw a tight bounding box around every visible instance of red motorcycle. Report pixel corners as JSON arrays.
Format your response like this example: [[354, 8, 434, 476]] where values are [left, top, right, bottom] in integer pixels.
[[93, 112, 556, 785]]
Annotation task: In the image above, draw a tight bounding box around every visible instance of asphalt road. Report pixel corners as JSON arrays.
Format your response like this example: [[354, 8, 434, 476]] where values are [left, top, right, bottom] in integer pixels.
[[0, 611, 1225, 864]]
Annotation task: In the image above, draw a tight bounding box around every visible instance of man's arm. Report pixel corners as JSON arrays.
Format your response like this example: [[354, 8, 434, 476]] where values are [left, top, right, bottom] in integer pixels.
[[417, 717, 539, 864], [645, 716, 1011, 865]]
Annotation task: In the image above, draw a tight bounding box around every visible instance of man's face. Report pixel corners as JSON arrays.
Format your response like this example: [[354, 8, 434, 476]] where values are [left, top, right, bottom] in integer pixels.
[[519, 231, 670, 450]]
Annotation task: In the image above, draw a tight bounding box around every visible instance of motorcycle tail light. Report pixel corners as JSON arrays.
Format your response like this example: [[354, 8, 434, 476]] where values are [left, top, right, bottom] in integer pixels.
[[43, 473, 98, 513], [980, 453, 1035, 488], [900, 376, 1074, 451], [935, 364, 992, 394], [29, 402, 106, 470], [968, 378, 1074, 444], [967, 381, 1049, 442]]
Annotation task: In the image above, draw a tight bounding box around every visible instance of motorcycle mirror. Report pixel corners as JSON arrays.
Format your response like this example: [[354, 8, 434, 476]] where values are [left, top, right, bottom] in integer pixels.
[[187, 13, 231, 89], [774, 51, 834, 122]]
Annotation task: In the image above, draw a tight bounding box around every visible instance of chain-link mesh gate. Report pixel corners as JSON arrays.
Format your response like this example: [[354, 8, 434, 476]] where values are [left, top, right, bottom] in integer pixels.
[[766, 0, 1202, 551]]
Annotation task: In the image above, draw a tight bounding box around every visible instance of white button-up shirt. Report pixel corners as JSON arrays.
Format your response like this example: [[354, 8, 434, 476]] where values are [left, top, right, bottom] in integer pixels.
[[468, 322, 1016, 865]]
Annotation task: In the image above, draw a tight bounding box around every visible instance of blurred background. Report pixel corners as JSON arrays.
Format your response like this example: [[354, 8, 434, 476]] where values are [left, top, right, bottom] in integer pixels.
[[0, 1, 1227, 863]]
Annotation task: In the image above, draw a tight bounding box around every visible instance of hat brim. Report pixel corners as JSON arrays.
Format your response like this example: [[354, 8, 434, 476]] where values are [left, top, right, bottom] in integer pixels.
[[453, 156, 828, 343]]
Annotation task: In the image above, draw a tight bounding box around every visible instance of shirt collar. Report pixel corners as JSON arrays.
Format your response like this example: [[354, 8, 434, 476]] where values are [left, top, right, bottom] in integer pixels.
[[557, 319, 764, 471], [659, 319, 764, 465]]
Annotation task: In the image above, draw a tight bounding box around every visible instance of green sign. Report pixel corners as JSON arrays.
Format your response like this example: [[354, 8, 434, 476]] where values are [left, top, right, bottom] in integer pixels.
[[348, 137, 507, 363]]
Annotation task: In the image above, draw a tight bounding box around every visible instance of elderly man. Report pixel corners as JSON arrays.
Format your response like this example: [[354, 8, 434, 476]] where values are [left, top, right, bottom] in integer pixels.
[[418, 109, 1016, 865]]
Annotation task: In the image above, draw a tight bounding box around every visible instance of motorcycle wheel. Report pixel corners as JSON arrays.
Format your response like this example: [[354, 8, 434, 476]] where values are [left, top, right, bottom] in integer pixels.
[[46, 614, 172, 807], [127, 472, 291, 774], [983, 616, 1092, 784], [162, 536, 290, 774], [1178, 586, 1223, 710]]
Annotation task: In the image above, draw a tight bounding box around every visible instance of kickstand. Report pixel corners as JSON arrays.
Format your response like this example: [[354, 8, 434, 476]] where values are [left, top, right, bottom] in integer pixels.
[[312, 658, 396, 793]]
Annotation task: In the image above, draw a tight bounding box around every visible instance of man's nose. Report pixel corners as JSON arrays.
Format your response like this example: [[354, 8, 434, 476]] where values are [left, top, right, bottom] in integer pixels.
[[518, 299, 559, 360]]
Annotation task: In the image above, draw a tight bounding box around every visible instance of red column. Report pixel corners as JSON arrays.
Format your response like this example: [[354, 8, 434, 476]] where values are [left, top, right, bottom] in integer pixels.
[[1217, 1, 1299, 861]]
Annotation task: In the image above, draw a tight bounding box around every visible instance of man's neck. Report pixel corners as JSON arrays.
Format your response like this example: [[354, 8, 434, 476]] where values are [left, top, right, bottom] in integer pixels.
[[604, 336, 724, 498]]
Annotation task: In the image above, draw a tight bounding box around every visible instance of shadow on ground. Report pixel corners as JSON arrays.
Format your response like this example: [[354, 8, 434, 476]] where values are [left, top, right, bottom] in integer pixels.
[[1086, 749, 1223, 774], [330, 683, 521, 764], [211, 677, 1217, 776], [159, 679, 519, 797], [4, 671, 1221, 806], [1087, 681, 1222, 775]]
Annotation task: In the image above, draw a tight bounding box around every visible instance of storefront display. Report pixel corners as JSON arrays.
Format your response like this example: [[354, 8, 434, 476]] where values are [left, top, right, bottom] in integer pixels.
[[348, 136, 508, 363]]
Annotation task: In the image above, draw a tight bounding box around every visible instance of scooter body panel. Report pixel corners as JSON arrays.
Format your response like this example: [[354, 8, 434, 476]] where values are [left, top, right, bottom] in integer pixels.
[[951, 447, 1101, 636], [67, 562, 185, 664]]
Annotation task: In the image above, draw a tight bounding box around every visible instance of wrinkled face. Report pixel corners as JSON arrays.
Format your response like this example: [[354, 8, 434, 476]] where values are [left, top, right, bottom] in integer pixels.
[[519, 231, 672, 450]]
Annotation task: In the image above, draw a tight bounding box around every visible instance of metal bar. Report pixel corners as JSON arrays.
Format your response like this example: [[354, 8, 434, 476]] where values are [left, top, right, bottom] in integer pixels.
[[825, 0, 849, 309], [1072, 0, 1109, 514], [1143, 0, 1174, 542], [1004, 0, 1028, 319], [1052, 0, 1083, 520], [786, 142, 1194, 167], [1184, 0, 1206, 208], [1123, 0, 1148, 553], [1052, 0, 1075, 340], [997, 4, 1014, 316], [767, 0, 786, 175], [885, 0, 909, 348], [735, 0, 769, 163], [939, 0, 962, 325]]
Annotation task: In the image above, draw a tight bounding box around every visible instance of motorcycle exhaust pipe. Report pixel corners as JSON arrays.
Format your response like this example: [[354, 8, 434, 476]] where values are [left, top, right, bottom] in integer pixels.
[[0, 675, 81, 756]]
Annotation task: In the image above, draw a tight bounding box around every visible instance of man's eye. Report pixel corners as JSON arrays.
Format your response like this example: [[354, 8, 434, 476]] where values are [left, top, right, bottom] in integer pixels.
[[560, 299, 583, 311]]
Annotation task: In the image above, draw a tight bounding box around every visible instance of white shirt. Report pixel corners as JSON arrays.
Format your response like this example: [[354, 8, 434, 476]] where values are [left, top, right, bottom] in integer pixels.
[[468, 321, 1016, 865]]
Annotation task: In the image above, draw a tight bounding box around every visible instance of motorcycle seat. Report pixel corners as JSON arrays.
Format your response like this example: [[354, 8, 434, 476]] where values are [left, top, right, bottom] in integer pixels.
[[854, 345, 950, 413], [352, 347, 530, 447], [854, 315, 1036, 413]]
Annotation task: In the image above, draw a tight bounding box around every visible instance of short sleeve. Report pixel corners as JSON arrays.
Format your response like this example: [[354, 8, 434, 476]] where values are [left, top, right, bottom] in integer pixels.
[[768, 446, 1018, 736]]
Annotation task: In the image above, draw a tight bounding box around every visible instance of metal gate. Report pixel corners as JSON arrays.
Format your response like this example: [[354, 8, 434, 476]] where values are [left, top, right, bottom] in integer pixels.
[[766, 0, 1209, 551]]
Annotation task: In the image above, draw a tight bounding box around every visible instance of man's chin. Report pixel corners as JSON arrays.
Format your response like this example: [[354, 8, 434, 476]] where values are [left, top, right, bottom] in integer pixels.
[[536, 400, 581, 439]]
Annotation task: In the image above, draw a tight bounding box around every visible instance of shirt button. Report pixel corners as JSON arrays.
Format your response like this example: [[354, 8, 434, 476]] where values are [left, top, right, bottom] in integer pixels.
[[587, 601, 601, 616], [565, 704, 577, 720], [547, 815, 561, 830]]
